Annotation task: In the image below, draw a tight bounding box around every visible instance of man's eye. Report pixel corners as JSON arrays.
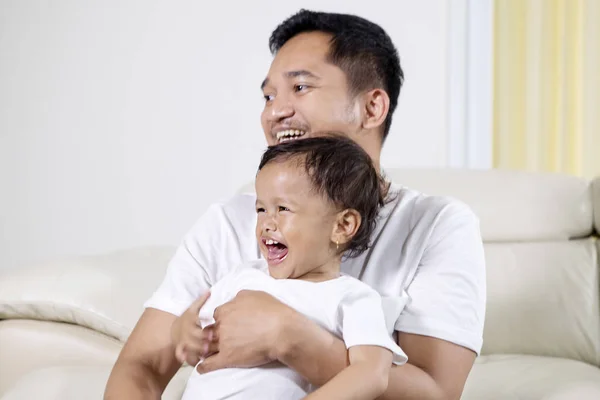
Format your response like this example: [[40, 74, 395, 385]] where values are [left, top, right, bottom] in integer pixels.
[[263, 94, 274, 102], [294, 84, 308, 92]]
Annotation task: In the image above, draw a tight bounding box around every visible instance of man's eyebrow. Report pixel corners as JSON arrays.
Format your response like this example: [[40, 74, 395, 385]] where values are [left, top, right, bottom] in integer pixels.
[[285, 70, 320, 80], [261, 78, 269, 90], [260, 70, 320, 90]]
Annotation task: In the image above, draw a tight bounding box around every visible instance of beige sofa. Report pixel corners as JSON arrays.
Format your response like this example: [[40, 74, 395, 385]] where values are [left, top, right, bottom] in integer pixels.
[[1, 169, 599, 399]]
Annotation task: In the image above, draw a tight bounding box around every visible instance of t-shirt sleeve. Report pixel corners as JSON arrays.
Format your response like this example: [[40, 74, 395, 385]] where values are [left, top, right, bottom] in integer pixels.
[[143, 203, 233, 317], [340, 284, 408, 365], [396, 201, 486, 355]]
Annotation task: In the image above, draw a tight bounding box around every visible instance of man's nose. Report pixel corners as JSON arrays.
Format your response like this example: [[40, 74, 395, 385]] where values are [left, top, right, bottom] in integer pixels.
[[268, 95, 294, 122]]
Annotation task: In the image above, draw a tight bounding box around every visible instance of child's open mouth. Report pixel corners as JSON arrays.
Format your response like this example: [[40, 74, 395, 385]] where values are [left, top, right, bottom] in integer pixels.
[[263, 238, 288, 265]]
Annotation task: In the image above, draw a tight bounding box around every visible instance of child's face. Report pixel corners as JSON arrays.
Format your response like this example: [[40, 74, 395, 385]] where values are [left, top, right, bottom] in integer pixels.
[[255, 159, 340, 281]]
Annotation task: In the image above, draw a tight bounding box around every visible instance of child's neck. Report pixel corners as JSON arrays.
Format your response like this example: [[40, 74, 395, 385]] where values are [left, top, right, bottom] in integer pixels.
[[296, 258, 341, 283]]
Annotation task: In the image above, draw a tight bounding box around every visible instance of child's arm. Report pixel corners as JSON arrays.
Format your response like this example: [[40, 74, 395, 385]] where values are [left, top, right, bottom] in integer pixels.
[[304, 345, 392, 400]]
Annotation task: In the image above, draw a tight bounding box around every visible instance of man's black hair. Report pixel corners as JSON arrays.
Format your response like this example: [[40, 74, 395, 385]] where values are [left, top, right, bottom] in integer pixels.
[[269, 9, 403, 141], [258, 136, 386, 258]]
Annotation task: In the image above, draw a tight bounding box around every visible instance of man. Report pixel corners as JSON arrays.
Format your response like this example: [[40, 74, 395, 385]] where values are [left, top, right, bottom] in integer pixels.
[[105, 9, 486, 400]]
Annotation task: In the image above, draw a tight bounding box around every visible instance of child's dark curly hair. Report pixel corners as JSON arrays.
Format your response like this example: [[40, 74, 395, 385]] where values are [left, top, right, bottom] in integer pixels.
[[258, 135, 387, 258]]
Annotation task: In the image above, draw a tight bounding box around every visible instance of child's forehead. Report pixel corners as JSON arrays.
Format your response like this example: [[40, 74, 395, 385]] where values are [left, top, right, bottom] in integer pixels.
[[258, 158, 310, 183], [256, 163, 333, 202]]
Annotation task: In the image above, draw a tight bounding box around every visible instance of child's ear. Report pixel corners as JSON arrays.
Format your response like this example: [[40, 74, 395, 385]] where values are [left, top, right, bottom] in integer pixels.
[[331, 209, 361, 246]]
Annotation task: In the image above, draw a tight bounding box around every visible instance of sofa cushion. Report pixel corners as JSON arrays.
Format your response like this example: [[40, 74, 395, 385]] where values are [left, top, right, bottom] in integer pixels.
[[384, 169, 593, 242], [593, 177, 600, 234], [3, 356, 600, 400], [482, 239, 600, 366], [0, 364, 192, 400], [463, 354, 600, 400], [0, 319, 122, 396], [0, 247, 175, 341]]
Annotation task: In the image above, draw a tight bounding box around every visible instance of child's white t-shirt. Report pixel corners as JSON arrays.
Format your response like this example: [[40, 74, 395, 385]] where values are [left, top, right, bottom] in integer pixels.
[[145, 183, 486, 354], [181, 259, 407, 400]]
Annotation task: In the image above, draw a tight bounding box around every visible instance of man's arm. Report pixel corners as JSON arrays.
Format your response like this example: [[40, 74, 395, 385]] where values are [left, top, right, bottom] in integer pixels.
[[277, 310, 474, 400], [104, 309, 181, 400], [304, 346, 392, 400], [383, 332, 476, 400], [195, 291, 475, 399]]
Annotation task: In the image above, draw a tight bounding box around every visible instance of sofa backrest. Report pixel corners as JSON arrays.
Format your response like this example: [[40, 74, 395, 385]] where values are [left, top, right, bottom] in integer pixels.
[[383, 169, 600, 367]]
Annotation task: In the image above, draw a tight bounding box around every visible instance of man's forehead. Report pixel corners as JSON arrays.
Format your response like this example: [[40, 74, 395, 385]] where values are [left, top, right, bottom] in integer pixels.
[[261, 43, 332, 89], [267, 33, 330, 68]]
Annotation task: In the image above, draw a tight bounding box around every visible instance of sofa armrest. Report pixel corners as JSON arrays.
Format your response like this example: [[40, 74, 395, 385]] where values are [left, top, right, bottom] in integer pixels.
[[0, 246, 175, 341]]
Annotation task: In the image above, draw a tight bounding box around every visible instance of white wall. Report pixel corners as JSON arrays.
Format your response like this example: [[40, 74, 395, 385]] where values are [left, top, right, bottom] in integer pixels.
[[0, 0, 451, 270]]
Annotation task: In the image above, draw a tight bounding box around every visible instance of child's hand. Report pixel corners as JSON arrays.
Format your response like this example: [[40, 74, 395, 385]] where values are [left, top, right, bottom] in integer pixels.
[[171, 291, 217, 366]]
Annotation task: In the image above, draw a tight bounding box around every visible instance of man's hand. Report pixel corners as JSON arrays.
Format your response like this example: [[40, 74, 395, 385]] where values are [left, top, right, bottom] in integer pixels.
[[171, 291, 217, 367], [195, 290, 292, 373]]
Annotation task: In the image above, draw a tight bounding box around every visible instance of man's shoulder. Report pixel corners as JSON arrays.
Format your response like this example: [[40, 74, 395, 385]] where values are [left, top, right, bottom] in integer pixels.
[[214, 192, 257, 217], [195, 192, 257, 230], [180, 192, 258, 266], [390, 184, 479, 228]]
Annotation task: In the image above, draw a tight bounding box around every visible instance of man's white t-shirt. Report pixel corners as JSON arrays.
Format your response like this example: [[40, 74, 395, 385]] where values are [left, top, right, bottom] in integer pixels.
[[145, 183, 486, 354], [181, 259, 407, 400]]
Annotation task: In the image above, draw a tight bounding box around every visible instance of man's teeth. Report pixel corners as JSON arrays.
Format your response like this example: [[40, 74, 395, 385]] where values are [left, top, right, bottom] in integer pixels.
[[276, 130, 306, 142], [265, 239, 279, 245]]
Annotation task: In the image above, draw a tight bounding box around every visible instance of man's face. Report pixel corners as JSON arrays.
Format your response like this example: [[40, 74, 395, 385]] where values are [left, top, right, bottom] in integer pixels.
[[261, 31, 362, 145]]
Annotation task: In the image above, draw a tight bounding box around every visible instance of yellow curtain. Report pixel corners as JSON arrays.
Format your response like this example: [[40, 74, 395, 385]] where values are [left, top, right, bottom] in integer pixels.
[[493, 0, 600, 179]]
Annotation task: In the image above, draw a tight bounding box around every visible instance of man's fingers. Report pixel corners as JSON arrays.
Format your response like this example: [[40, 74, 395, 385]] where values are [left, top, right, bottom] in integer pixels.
[[177, 346, 203, 366], [180, 337, 209, 354], [212, 304, 224, 321], [177, 344, 207, 367], [190, 291, 211, 313], [202, 324, 218, 340], [189, 324, 208, 339], [195, 352, 228, 374], [186, 353, 203, 367], [175, 345, 186, 364], [197, 325, 218, 355], [206, 340, 219, 356]]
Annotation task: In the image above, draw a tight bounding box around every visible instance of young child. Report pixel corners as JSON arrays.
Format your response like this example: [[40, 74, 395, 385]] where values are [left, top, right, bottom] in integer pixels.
[[175, 136, 407, 400]]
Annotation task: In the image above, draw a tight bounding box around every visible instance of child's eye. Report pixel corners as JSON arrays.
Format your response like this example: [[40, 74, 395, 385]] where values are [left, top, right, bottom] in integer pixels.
[[278, 206, 290, 212], [256, 207, 266, 213]]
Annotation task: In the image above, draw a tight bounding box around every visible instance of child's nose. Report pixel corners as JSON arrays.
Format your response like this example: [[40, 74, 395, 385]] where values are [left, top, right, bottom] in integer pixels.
[[262, 215, 277, 232]]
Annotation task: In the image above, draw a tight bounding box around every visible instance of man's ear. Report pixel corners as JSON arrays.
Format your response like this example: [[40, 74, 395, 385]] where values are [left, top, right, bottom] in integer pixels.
[[331, 209, 361, 247], [361, 88, 390, 132]]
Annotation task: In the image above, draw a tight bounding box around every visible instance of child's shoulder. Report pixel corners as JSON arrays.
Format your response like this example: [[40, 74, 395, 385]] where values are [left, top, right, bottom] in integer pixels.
[[335, 274, 381, 299]]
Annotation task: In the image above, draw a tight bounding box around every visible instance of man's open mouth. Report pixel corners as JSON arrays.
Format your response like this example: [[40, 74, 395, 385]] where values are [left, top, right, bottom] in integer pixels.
[[276, 130, 306, 143], [263, 238, 289, 264]]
